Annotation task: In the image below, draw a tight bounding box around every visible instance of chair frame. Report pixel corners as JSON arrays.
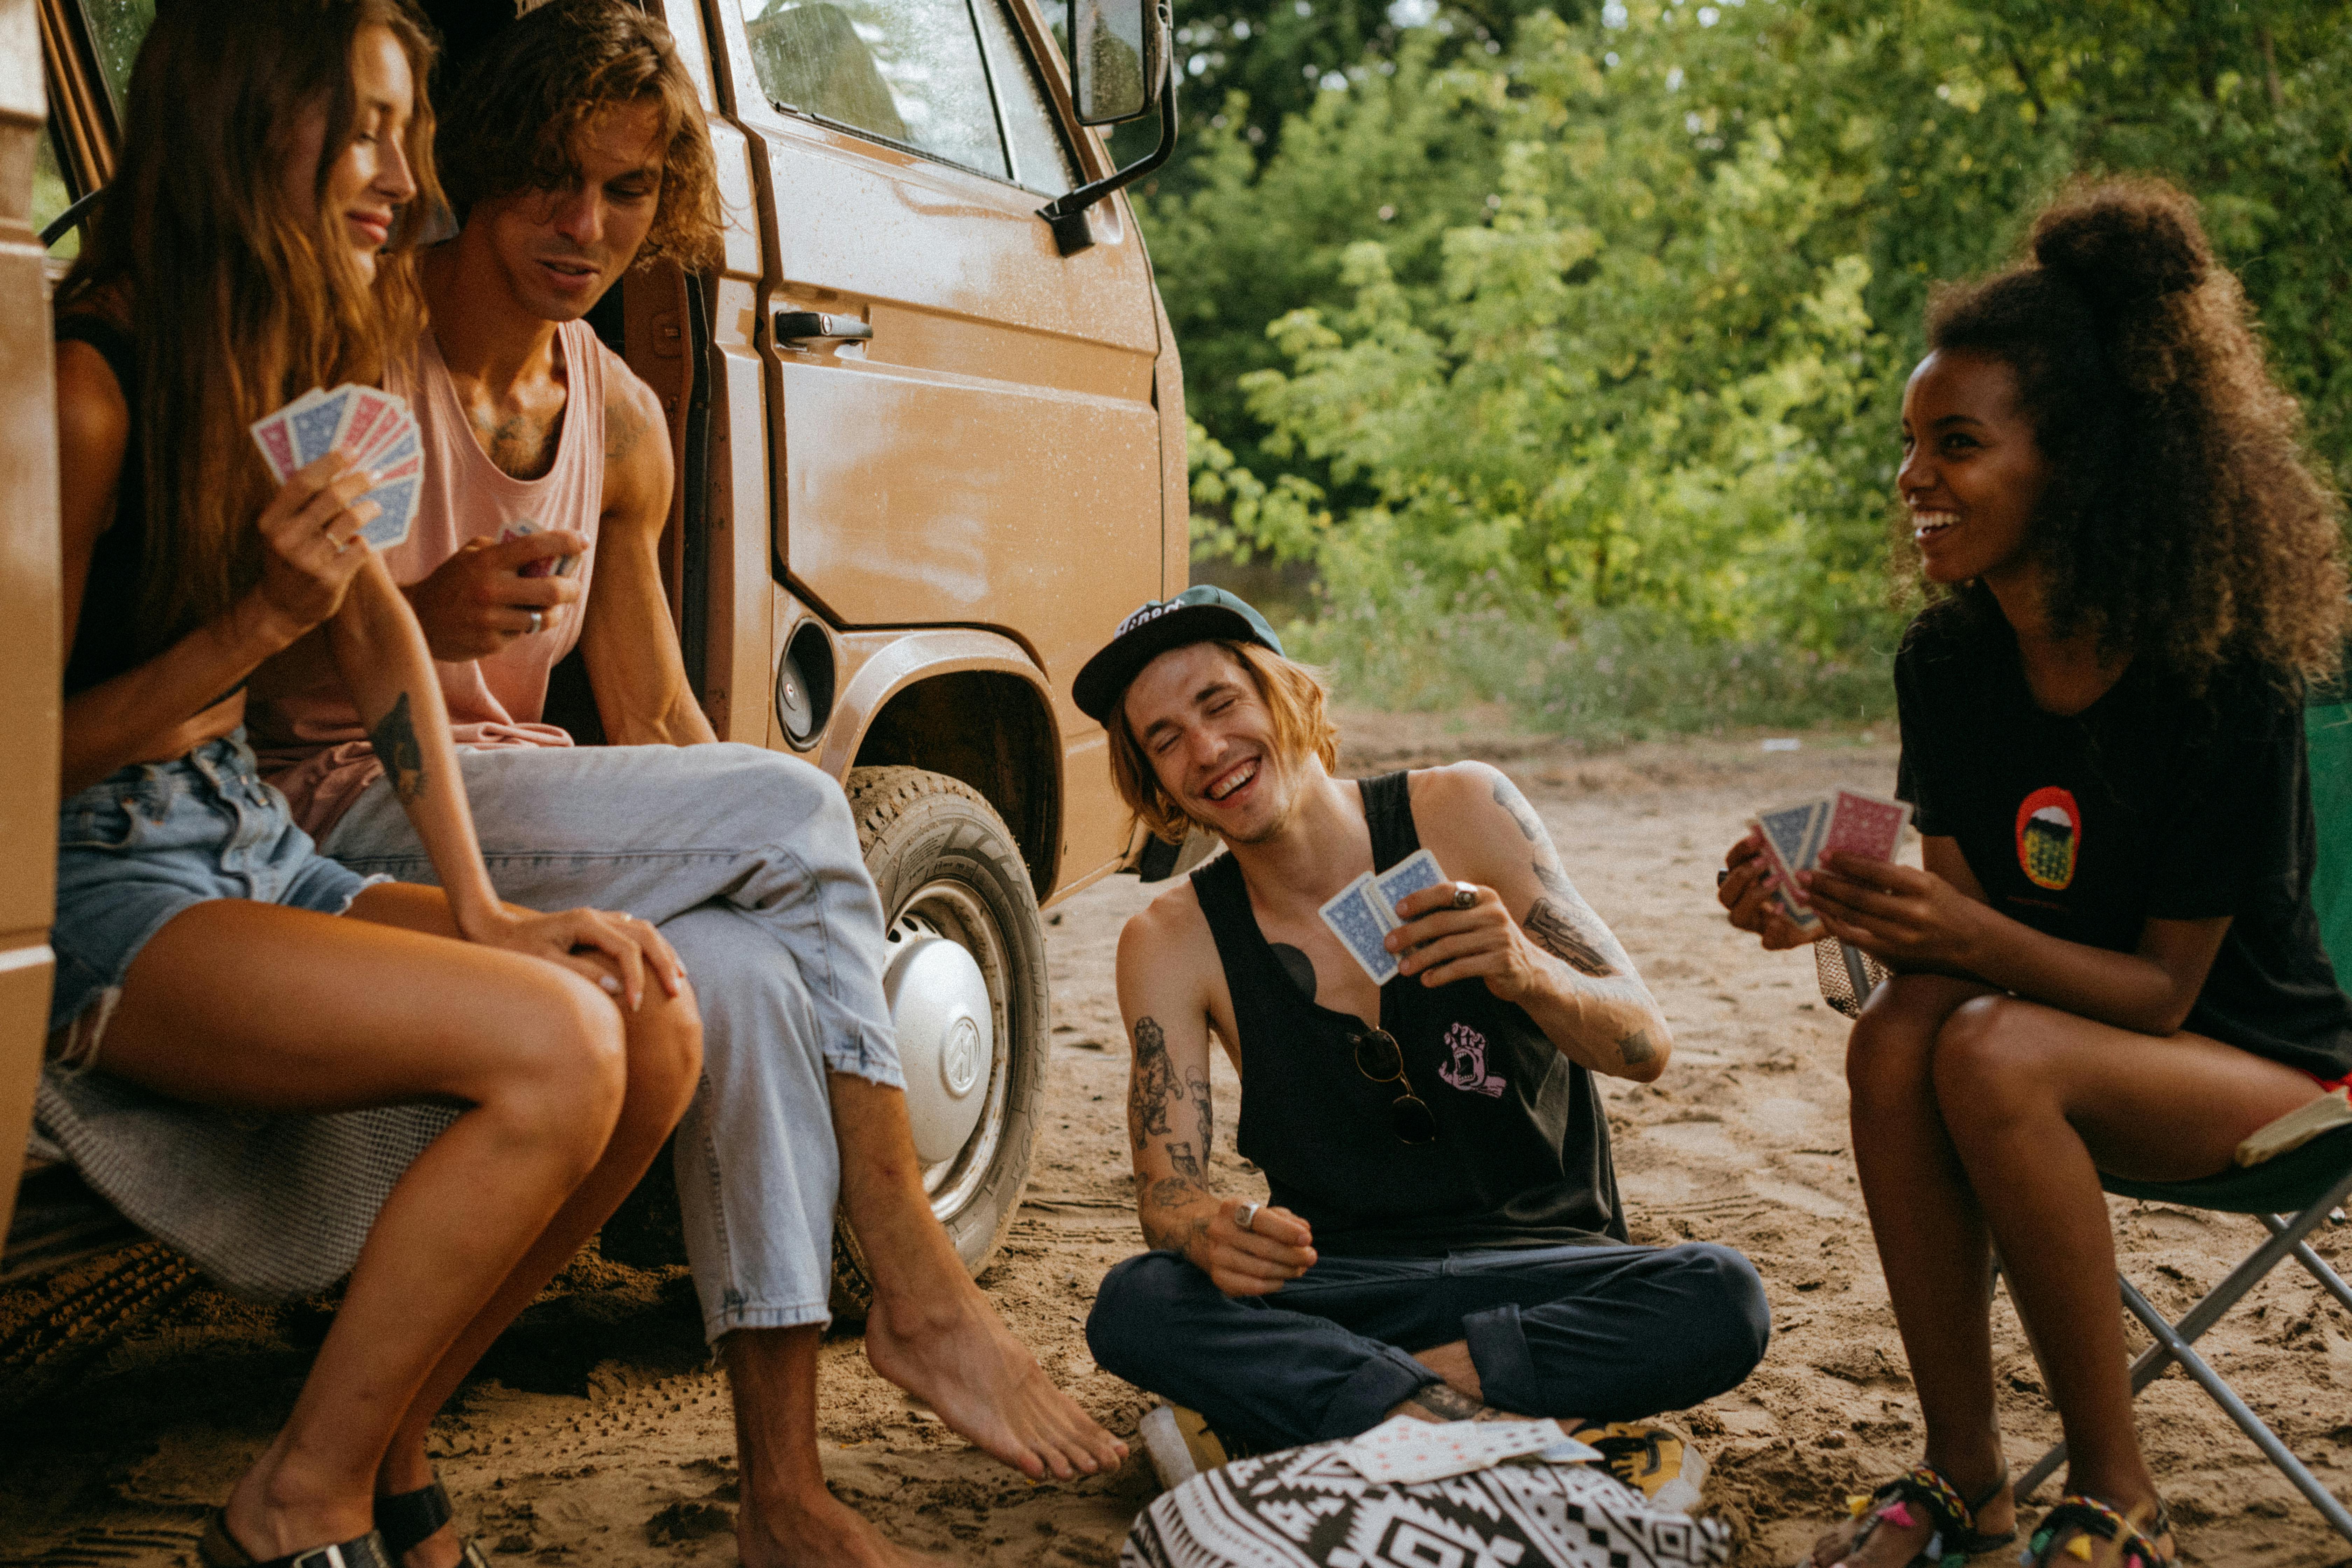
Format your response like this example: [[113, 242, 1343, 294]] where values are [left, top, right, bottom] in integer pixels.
[[1816, 938, 2352, 1546]]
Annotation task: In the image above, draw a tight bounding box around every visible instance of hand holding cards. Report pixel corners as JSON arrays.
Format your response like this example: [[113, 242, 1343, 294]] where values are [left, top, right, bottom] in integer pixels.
[[1747, 787, 1913, 932], [250, 384, 421, 550], [1317, 849, 1448, 985]]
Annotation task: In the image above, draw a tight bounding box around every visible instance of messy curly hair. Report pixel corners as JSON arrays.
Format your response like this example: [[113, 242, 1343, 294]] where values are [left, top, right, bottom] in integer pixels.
[[1912, 177, 2345, 688], [437, 0, 723, 272]]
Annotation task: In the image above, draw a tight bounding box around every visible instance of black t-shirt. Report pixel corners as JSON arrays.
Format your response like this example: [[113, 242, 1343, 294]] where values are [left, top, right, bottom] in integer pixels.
[[1894, 599, 2352, 1083]]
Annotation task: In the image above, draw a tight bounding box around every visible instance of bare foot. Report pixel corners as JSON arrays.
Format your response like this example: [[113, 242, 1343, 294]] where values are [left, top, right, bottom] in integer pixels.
[[739, 1484, 955, 1568], [1808, 1473, 2014, 1568], [863, 1282, 1129, 1482]]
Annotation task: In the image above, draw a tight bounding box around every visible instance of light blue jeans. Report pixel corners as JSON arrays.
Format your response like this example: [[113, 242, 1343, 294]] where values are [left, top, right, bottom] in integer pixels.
[[323, 742, 903, 1339]]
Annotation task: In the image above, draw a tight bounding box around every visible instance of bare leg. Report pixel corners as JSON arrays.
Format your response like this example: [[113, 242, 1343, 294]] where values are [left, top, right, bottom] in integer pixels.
[[348, 886, 704, 1568], [727, 1326, 953, 1568], [1812, 973, 2013, 1568], [93, 898, 629, 1562], [1932, 996, 2317, 1562], [832, 1075, 1129, 1480]]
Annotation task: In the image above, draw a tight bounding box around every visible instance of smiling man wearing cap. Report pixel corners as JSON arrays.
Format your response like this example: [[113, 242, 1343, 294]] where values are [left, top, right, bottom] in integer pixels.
[[1076, 588, 1771, 1499]]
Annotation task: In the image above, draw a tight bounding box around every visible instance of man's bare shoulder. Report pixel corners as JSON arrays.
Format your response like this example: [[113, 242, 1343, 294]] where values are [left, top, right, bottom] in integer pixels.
[[595, 344, 672, 507], [1116, 877, 1220, 981]]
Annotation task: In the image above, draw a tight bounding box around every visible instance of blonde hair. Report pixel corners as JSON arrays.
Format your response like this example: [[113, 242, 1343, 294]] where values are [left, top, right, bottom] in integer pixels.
[[1108, 640, 1341, 844]]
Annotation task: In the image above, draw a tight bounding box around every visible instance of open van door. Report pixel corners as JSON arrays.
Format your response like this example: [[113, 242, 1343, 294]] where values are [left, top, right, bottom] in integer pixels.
[[0, 0, 66, 1250]]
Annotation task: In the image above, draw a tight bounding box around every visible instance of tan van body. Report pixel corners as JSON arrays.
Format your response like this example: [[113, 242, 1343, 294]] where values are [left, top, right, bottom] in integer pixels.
[[4, 0, 1185, 1292]]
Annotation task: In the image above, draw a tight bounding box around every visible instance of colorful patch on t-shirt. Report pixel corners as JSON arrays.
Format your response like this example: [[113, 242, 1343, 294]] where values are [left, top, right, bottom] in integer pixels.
[[1437, 1022, 1506, 1097], [2015, 785, 2081, 890]]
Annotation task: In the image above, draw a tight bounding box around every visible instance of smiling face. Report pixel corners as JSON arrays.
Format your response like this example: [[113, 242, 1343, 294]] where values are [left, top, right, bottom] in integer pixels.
[[1899, 348, 2052, 588], [466, 98, 666, 322], [281, 24, 419, 282], [1121, 642, 1306, 846]]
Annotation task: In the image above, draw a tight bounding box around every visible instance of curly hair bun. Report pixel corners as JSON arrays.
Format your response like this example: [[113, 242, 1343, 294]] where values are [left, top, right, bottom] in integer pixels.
[[2031, 179, 2211, 312]]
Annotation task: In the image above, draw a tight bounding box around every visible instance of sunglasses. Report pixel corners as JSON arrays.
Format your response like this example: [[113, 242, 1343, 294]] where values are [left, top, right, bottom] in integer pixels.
[[1351, 1028, 1438, 1145]]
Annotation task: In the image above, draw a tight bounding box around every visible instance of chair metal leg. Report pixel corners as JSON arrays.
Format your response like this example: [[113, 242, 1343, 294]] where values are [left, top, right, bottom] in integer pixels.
[[2115, 1276, 2352, 1545], [2014, 1169, 2352, 1512]]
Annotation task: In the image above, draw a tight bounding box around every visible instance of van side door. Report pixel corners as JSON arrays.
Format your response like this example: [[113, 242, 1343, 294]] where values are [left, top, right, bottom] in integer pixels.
[[707, 0, 1166, 881]]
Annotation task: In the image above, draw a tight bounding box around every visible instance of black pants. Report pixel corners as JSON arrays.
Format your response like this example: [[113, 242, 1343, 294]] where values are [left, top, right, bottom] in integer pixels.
[[1086, 1241, 1770, 1451]]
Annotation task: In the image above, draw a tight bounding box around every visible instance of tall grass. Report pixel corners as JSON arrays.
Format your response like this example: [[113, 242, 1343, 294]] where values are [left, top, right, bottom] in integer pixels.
[[1287, 574, 1897, 746]]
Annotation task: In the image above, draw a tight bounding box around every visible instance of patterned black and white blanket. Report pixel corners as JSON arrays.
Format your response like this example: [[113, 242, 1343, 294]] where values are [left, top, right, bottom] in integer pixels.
[[1122, 1441, 1733, 1568]]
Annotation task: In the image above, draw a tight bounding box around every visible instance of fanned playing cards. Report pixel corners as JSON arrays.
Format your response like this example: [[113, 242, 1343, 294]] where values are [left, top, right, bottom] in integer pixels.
[[1317, 848, 1446, 986], [249, 383, 421, 550], [1747, 786, 1913, 931]]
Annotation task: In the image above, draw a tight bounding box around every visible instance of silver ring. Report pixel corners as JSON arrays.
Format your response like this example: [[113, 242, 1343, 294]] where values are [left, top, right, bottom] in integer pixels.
[[1234, 1201, 1260, 1234], [1451, 882, 1479, 910], [527, 609, 544, 635]]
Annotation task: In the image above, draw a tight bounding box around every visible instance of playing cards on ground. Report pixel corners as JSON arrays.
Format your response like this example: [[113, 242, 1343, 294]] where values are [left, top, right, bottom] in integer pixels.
[[1746, 786, 1913, 929], [1318, 848, 1447, 986], [248, 383, 421, 550]]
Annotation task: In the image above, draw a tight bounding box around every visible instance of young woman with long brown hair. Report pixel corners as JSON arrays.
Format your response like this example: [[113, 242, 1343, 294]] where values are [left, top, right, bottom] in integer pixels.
[[46, 6, 700, 1566], [1718, 180, 2352, 1568]]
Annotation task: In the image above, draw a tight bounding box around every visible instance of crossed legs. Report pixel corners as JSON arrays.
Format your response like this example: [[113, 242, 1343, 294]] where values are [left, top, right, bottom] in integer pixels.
[[1815, 974, 2319, 1568], [92, 887, 701, 1566]]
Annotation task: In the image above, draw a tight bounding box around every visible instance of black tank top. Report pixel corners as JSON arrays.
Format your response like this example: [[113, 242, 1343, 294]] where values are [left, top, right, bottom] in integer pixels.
[[1191, 771, 1626, 1257], [58, 313, 149, 699]]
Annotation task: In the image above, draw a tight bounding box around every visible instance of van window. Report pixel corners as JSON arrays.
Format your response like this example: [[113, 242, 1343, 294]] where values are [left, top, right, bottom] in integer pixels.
[[739, 0, 1012, 182], [969, 0, 1077, 197], [34, 126, 79, 258], [76, 0, 156, 119]]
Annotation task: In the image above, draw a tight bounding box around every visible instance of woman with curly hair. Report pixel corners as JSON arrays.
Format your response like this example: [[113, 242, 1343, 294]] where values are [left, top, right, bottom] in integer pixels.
[[1717, 178, 2352, 1568]]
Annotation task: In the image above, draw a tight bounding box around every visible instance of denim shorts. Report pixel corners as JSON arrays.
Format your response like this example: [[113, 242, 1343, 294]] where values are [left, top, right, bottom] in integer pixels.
[[51, 729, 382, 1040]]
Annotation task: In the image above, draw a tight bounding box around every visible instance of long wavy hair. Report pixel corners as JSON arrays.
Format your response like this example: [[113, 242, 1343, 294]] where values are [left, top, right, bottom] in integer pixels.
[[1906, 177, 2346, 690], [56, 0, 443, 657], [1108, 641, 1342, 845], [436, 0, 724, 274]]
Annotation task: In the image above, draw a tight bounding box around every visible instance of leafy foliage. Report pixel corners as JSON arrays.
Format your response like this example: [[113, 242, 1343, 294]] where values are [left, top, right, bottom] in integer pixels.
[[1147, 0, 2352, 717]]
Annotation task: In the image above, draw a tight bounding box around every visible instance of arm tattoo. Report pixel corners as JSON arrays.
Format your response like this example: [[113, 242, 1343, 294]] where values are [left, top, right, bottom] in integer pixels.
[[1525, 897, 1618, 977], [1190, 1069, 1213, 1154], [1269, 941, 1317, 1000], [1130, 1016, 1176, 1148], [1167, 1142, 1203, 1180], [370, 692, 426, 804], [1617, 1028, 1657, 1066], [1141, 1175, 1214, 1254], [1491, 775, 1548, 845]]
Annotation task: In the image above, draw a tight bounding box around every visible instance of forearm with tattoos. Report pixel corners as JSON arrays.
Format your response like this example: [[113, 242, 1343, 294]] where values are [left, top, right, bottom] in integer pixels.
[[1489, 774, 1669, 1078], [1128, 1015, 1222, 1255]]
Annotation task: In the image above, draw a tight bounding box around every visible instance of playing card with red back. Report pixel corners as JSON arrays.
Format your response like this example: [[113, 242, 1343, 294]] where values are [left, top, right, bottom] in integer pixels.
[[1818, 788, 1913, 867]]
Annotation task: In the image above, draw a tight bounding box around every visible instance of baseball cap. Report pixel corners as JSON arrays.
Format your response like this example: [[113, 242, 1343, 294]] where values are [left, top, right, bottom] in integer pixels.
[[1073, 585, 1284, 723]]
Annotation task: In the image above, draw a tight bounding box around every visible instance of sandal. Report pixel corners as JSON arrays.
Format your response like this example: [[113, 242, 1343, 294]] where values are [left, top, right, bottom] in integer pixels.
[[374, 1478, 492, 1568], [1835, 1463, 2016, 1568], [197, 1508, 394, 1568], [2022, 1494, 2174, 1568]]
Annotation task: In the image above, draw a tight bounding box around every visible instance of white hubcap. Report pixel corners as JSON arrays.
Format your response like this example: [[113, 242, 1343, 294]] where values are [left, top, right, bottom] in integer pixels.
[[883, 920, 995, 1166]]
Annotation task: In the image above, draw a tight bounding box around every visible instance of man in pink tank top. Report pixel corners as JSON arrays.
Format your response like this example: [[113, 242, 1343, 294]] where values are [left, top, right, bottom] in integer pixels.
[[249, 8, 1122, 1566]]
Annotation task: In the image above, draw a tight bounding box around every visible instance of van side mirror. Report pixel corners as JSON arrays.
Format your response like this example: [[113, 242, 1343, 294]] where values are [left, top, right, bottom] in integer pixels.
[[1072, 0, 1162, 126], [1038, 0, 1176, 257]]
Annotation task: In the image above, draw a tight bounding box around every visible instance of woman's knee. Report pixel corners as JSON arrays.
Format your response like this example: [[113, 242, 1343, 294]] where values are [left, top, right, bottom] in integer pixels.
[[1931, 995, 2049, 1119], [489, 966, 631, 1170], [627, 978, 704, 1118]]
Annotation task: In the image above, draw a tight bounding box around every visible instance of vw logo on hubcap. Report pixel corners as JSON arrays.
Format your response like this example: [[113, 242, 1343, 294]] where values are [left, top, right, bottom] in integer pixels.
[[941, 1014, 982, 1097]]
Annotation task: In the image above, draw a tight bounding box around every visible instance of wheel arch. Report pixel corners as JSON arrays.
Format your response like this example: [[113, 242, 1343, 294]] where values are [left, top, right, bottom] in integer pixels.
[[817, 629, 1063, 899]]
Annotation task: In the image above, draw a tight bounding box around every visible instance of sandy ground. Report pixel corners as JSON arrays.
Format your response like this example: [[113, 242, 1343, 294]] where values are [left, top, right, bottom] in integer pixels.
[[4, 708, 2350, 1567]]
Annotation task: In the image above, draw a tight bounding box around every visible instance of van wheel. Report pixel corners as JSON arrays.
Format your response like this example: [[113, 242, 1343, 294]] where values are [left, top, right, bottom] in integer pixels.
[[829, 766, 1049, 1320]]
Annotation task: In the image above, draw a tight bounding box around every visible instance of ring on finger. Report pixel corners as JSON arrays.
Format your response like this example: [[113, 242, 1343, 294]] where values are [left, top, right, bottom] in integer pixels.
[[528, 609, 545, 635], [1234, 1201, 1260, 1234], [1450, 882, 1478, 910]]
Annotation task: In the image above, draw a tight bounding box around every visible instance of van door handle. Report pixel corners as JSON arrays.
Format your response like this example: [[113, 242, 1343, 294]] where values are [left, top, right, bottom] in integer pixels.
[[775, 311, 873, 345]]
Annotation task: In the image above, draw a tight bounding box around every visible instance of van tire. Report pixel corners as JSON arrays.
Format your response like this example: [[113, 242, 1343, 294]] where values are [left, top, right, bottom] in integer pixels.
[[829, 765, 1049, 1321]]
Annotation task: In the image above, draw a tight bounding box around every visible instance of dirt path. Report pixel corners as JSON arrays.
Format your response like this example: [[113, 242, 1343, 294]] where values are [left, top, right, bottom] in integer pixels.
[[4, 714, 2348, 1566]]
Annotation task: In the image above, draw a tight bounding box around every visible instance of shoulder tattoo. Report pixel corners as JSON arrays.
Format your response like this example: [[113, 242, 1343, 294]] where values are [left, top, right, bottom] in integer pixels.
[[1491, 774, 1549, 846]]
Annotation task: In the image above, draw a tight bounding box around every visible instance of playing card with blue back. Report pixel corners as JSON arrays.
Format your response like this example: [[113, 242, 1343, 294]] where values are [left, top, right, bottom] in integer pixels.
[[1319, 874, 1400, 985], [1373, 849, 1447, 917], [289, 386, 357, 467]]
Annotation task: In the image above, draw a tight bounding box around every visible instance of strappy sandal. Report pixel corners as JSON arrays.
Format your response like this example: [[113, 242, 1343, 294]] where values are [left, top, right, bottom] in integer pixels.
[[374, 1478, 492, 1568], [2022, 1494, 2174, 1568], [197, 1508, 394, 1568], [1835, 1463, 2016, 1568]]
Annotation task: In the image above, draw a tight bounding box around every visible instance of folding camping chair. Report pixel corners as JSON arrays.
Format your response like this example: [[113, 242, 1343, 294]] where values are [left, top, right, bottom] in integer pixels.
[[1811, 942, 2352, 1545]]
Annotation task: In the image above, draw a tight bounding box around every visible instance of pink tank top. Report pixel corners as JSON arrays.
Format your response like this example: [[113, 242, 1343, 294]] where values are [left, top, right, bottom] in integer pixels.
[[253, 320, 609, 839]]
